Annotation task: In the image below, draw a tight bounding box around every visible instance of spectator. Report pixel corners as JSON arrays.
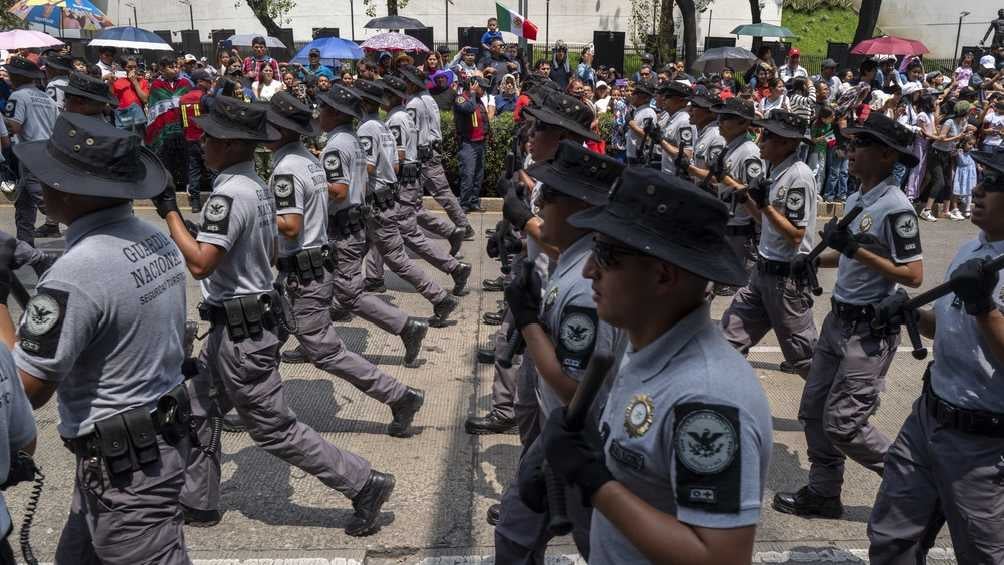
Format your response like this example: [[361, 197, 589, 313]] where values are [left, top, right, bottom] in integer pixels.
[[721, 67, 737, 92], [454, 76, 491, 212], [71, 57, 87, 73], [788, 76, 815, 124], [632, 52, 654, 82], [430, 70, 457, 110], [594, 80, 611, 113], [752, 63, 772, 93], [823, 112, 850, 202], [637, 64, 654, 85], [479, 75, 497, 120], [812, 58, 841, 102], [242, 36, 280, 81], [478, 38, 509, 86], [921, 101, 969, 221], [316, 74, 332, 94], [609, 86, 628, 161], [179, 69, 213, 211], [146, 57, 193, 198], [815, 80, 831, 104], [180, 54, 197, 80], [744, 45, 775, 84], [339, 69, 355, 87], [111, 56, 149, 135], [878, 54, 903, 90], [481, 17, 503, 51], [576, 45, 596, 87], [778, 48, 808, 82], [858, 58, 881, 91], [495, 73, 518, 114], [949, 135, 977, 219], [982, 95, 1004, 153], [905, 93, 936, 201], [809, 105, 835, 190], [954, 51, 975, 88], [96, 46, 116, 78], [534, 59, 551, 77], [549, 41, 572, 89], [657, 65, 673, 84], [281, 70, 296, 91], [423, 51, 442, 77], [504, 43, 523, 77], [450, 46, 479, 80], [512, 74, 537, 121], [297, 48, 336, 82], [209, 50, 231, 78], [759, 77, 788, 115], [252, 65, 283, 101]]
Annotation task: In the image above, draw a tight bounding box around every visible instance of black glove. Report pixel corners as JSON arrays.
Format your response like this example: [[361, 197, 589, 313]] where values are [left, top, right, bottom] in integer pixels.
[[821, 217, 858, 258], [151, 185, 180, 219], [789, 254, 819, 278], [542, 407, 613, 506], [949, 258, 1000, 316], [676, 155, 691, 173], [747, 182, 768, 209], [649, 126, 663, 145], [503, 189, 533, 230], [0, 235, 14, 304], [875, 288, 910, 328], [505, 268, 541, 330]]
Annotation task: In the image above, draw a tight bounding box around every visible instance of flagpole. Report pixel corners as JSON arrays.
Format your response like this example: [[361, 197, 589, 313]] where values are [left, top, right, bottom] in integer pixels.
[[519, 0, 527, 63]]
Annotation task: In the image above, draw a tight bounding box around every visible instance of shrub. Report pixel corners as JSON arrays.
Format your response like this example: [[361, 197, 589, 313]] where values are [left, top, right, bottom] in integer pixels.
[[439, 110, 518, 197]]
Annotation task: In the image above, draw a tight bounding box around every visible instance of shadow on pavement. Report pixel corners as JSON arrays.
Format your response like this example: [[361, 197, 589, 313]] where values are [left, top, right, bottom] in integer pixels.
[[768, 442, 872, 524]]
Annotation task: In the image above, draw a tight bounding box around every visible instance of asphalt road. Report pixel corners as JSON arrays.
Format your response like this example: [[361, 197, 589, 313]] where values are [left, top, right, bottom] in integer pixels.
[[0, 205, 978, 564]]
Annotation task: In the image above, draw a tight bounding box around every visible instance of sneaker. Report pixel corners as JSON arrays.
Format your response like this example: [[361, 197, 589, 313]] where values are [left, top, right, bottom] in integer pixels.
[[949, 209, 965, 221], [919, 209, 938, 222]]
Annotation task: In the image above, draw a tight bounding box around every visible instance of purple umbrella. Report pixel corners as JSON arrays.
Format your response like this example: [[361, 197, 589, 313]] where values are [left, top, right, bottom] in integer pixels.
[[361, 32, 429, 53]]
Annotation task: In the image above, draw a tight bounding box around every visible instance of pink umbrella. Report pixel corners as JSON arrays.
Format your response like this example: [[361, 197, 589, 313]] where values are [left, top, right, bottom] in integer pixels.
[[0, 30, 63, 50], [361, 32, 429, 53], [851, 35, 928, 56]]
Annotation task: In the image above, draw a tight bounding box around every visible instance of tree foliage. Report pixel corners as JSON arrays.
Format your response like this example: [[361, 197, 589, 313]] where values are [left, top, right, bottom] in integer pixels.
[[233, 0, 296, 36], [363, 0, 411, 18]]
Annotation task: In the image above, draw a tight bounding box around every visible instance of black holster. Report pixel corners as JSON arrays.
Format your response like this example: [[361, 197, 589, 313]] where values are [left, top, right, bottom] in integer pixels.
[[277, 246, 333, 287], [367, 184, 399, 212], [330, 205, 367, 239], [418, 145, 433, 161], [199, 294, 275, 342]]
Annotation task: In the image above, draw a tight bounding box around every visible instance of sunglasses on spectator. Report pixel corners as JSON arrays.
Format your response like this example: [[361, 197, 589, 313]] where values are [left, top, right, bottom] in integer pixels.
[[591, 235, 649, 269]]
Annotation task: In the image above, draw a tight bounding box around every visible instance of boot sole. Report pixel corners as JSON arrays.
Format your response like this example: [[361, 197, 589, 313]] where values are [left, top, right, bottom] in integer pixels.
[[771, 499, 843, 519], [345, 477, 396, 537], [389, 393, 425, 437], [464, 422, 519, 435]]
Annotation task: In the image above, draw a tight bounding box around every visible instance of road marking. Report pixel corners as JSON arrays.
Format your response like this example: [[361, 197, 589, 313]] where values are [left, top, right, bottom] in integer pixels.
[[750, 346, 918, 354]]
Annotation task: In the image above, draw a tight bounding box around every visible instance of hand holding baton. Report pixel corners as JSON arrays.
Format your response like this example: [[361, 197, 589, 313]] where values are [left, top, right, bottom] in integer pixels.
[[799, 206, 864, 296]]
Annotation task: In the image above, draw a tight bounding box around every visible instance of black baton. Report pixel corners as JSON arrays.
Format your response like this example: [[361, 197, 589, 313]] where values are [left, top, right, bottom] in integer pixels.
[[803, 206, 864, 296]]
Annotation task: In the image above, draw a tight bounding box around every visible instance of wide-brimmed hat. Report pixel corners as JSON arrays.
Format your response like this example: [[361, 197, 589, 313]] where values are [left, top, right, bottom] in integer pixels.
[[350, 78, 386, 105], [523, 91, 601, 141], [972, 150, 1004, 191], [4, 57, 43, 79], [317, 84, 363, 120], [632, 81, 657, 97], [525, 80, 561, 105], [568, 166, 747, 286], [526, 140, 624, 206], [689, 92, 721, 109], [842, 112, 919, 166], [43, 54, 74, 73], [56, 72, 118, 105], [266, 91, 321, 136], [397, 64, 426, 89], [711, 97, 756, 121], [657, 80, 691, 99], [13, 113, 167, 200], [379, 74, 409, 99], [194, 96, 281, 142], [753, 109, 811, 143]]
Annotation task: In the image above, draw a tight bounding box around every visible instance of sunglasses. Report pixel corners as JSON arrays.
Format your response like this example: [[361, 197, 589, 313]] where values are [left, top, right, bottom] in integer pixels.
[[591, 235, 649, 269]]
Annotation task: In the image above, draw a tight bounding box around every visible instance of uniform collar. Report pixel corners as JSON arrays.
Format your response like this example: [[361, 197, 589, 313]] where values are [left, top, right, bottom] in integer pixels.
[[65, 202, 134, 249], [328, 123, 355, 136], [361, 112, 380, 122], [857, 174, 898, 206], [725, 134, 748, 153], [556, 234, 593, 279], [769, 152, 800, 180], [698, 121, 717, 137], [213, 160, 258, 187], [977, 232, 1004, 254], [272, 140, 303, 162], [626, 303, 713, 383]]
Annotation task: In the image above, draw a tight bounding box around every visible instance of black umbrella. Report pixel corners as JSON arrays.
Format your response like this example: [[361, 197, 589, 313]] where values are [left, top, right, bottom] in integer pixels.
[[364, 16, 426, 30]]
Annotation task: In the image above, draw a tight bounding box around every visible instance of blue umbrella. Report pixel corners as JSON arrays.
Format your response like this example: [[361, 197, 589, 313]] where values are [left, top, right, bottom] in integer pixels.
[[90, 26, 173, 51], [291, 37, 364, 66]]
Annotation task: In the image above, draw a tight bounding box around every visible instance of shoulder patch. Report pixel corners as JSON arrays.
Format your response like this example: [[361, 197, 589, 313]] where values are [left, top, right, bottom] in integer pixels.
[[19, 288, 69, 359], [3, 99, 16, 118], [743, 158, 764, 183], [556, 305, 598, 371], [271, 173, 297, 210], [707, 144, 724, 164], [359, 136, 375, 157], [674, 402, 743, 513], [45, 87, 57, 101], [390, 124, 404, 146], [889, 211, 922, 259], [322, 150, 345, 181], [784, 186, 807, 221], [677, 126, 695, 148], [201, 194, 233, 235], [406, 107, 418, 123]]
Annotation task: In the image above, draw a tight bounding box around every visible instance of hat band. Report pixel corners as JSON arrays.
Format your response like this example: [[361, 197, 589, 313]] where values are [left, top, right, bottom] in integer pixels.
[[46, 139, 144, 182]]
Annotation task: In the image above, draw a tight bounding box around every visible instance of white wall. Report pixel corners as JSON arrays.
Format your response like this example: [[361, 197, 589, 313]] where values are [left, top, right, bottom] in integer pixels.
[[855, 0, 995, 59]]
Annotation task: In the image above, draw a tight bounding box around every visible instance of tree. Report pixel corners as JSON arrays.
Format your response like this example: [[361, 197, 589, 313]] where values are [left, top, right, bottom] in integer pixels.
[[363, 0, 411, 18], [748, 0, 762, 53], [852, 0, 882, 45], [628, 0, 676, 67], [676, 0, 698, 70], [233, 0, 296, 37]]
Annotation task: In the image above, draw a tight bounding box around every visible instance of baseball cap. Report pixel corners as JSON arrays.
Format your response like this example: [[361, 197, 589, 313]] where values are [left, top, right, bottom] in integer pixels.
[[183, 54, 197, 63], [821, 58, 838, 69], [788, 48, 800, 57], [309, 47, 321, 56], [981, 54, 996, 70]]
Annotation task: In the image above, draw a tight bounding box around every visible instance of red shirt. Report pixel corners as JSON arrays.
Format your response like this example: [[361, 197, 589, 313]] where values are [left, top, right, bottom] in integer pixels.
[[179, 89, 205, 142], [469, 102, 488, 142], [242, 56, 280, 81], [112, 77, 149, 109], [513, 94, 531, 122]]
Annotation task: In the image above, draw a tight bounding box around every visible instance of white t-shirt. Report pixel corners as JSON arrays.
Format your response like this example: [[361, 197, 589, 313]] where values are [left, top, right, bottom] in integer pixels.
[[983, 111, 1004, 147], [480, 93, 496, 110], [252, 80, 284, 101]]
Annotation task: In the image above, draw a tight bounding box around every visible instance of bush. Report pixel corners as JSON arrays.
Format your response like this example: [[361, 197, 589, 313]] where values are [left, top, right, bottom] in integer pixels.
[[439, 111, 518, 197]]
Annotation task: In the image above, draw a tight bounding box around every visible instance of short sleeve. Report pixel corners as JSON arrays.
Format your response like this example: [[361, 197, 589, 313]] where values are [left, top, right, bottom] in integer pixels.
[[321, 148, 350, 184], [196, 193, 242, 251], [3, 351, 36, 450], [5, 93, 24, 124], [270, 172, 303, 216], [885, 210, 923, 263], [14, 281, 98, 382], [359, 135, 377, 165]]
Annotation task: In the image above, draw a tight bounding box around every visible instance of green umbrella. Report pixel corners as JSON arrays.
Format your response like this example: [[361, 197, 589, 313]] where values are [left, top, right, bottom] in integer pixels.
[[730, 23, 796, 38]]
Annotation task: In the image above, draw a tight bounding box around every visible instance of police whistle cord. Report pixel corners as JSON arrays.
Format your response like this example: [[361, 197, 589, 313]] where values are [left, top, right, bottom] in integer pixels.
[[545, 353, 616, 536], [18, 464, 43, 565], [804, 206, 864, 297]]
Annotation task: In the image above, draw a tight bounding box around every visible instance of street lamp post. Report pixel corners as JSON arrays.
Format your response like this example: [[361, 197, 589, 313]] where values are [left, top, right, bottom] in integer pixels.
[[955, 10, 970, 64], [178, 0, 194, 30], [124, 2, 138, 27]]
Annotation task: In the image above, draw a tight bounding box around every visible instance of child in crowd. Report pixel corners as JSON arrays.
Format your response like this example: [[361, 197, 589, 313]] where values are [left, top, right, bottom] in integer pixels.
[[811, 106, 836, 194], [950, 136, 977, 220]]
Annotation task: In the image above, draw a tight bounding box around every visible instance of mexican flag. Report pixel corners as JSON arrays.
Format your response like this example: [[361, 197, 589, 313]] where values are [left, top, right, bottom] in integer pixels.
[[495, 3, 538, 41]]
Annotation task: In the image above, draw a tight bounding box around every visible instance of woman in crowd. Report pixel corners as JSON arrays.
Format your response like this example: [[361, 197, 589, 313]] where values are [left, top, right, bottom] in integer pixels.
[[759, 77, 789, 116], [252, 65, 283, 101], [954, 51, 975, 89], [906, 94, 936, 201], [921, 101, 970, 221], [339, 69, 354, 87], [495, 74, 519, 114]]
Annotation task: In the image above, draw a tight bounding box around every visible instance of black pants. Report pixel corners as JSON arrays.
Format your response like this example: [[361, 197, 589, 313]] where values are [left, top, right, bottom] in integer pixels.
[[0, 535, 15, 565], [921, 148, 952, 204]]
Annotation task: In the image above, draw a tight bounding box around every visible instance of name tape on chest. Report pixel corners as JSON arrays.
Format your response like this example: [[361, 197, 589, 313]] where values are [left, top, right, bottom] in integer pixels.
[[201, 194, 233, 235], [271, 173, 297, 210], [673, 402, 743, 513], [19, 288, 69, 359]]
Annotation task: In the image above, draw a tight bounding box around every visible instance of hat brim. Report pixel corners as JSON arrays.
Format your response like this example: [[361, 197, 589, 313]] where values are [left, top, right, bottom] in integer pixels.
[[972, 150, 1004, 174], [57, 83, 118, 106], [399, 71, 425, 89], [523, 106, 601, 141], [4, 65, 43, 79], [568, 206, 749, 287], [689, 97, 717, 109], [752, 118, 812, 144], [43, 60, 73, 73], [710, 105, 755, 121], [317, 94, 362, 120], [382, 84, 408, 99], [13, 141, 168, 200], [842, 125, 920, 167], [349, 87, 385, 105], [266, 109, 322, 137], [193, 114, 281, 142], [525, 161, 610, 206]]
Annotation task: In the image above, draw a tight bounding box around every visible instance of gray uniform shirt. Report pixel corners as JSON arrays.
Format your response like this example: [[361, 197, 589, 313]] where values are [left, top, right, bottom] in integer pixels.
[[659, 108, 693, 174], [5, 84, 57, 143], [757, 153, 818, 262], [930, 235, 1004, 412], [590, 304, 772, 564], [0, 347, 36, 535], [357, 114, 398, 192], [692, 122, 725, 169], [538, 235, 622, 419], [14, 204, 186, 438], [270, 141, 329, 257], [46, 77, 68, 112], [197, 161, 277, 305], [419, 92, 443, 144], [387, 106, 418, 162], [405, 96, 429, 147], [719, 136, 761, 227], [321, 124, 368, 214], [626, 105, 657, 160], [833, 176, 922, 305]]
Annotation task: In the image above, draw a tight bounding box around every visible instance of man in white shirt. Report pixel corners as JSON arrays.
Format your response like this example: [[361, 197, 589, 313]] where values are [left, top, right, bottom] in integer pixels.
[[983, 97, 1004, 154], [778, 48, 808, 82]]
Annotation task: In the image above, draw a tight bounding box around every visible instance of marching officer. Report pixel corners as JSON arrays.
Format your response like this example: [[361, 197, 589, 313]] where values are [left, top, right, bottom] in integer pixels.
[[541, 166, 772, 564], [264, 92, 425, 436], [351, 78, 460, 327], [682, 92, 725, 173], [56, 72, 118, 116], [624, 82, 657, 165], [5, 57, 58, 245], [281, 84, 430, 367], [154, 97, 395, 537], [454, 76, 490, 213], [775, 113, 924, 518], [867, 150, 1004, 563], [364, 76, 472, 297], [654, 81, 693, 175], [12, 113, 192, 562], [43, 53, 74, 112], [721, 110, 819, 376]]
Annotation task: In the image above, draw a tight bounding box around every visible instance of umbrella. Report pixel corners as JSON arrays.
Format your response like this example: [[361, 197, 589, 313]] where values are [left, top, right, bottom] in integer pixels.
[[90, 26, 172, 51], [0, 30, 62, 50], [361, 32, 429, 53], [693, 46, 758, 73], [291, 36, 364, 66], [851, 35, 929, 56], [364, 15, 426, 30], [730, 23, 796, 38], [223, 34, 287, 49], [8, 0, 113, 31]]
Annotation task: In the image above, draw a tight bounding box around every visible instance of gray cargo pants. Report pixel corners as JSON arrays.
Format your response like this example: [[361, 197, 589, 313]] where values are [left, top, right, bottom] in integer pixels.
[[488, 311, 519, 422], [720, 266, 818, 373], [181, 322, 371, 512], [799, 312, 897, 498], [56, 435, 192, 565], [421, 150, 470, 230], [13, 175, 43, 247], [331, 229, 409, 335], [366, 182, 459, 280], [364, 202, 448, 306], [286, 268, 408, 406], [416, 208, 456, 240], [868, 392, 1004, 564]]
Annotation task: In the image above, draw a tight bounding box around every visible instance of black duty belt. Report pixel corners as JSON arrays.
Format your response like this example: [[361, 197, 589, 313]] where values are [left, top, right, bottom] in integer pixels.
[[830, 298, 876, 323], [725, 224, 755, 237], [366, 184, 399, 212], [924, 365, 1004, 437], [276, 246, 333, 285], [329, 205, 367, 239], [756, 257, 792, 276], [418, 145, 433, 160], [199, 294, 277, 341]]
